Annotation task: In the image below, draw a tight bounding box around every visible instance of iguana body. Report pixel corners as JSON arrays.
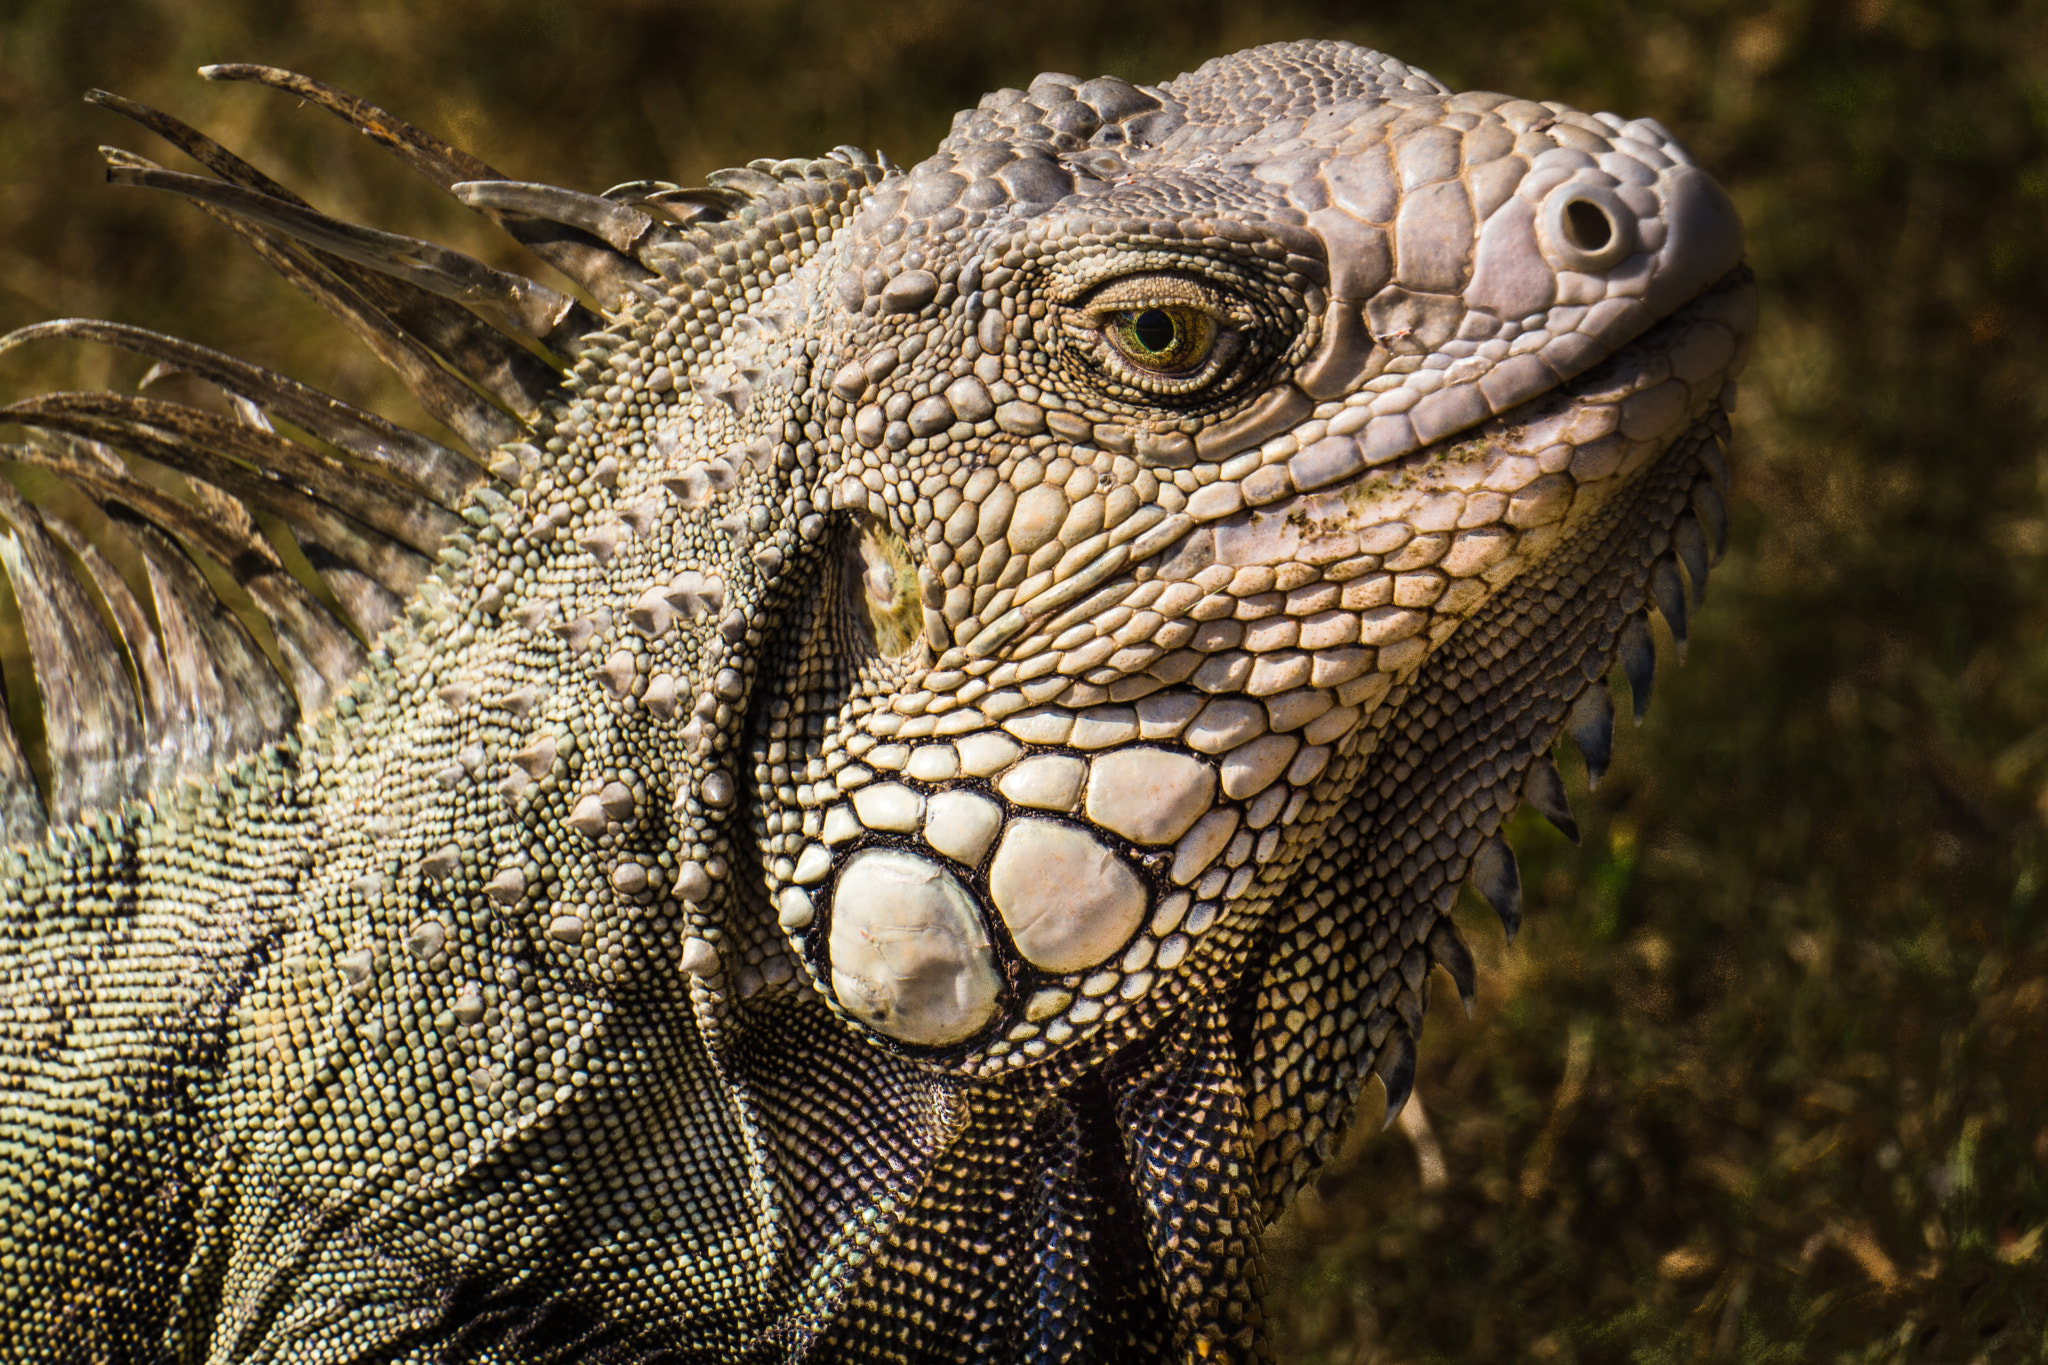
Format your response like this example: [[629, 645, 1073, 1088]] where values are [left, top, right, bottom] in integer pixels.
[[0, 42, 1752, 1362]]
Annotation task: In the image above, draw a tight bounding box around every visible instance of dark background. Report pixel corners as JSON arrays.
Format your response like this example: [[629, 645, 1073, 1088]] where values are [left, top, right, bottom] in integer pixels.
[[3, 1, 2046, 1359]]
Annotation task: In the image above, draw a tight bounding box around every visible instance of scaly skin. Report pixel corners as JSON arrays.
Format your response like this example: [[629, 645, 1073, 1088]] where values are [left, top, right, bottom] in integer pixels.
[[0, 40, 1752, 1362]]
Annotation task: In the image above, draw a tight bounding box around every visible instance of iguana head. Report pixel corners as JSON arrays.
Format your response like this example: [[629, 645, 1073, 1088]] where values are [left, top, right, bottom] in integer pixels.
[[680, 42, 1754, 1084]]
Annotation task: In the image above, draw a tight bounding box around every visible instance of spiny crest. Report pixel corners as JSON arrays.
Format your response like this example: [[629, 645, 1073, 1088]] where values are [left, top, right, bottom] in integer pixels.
[[0, 66, 883, 848]]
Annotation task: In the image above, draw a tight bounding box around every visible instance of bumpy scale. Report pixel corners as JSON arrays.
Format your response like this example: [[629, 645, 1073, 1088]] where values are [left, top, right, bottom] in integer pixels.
[[0, 41, 1752, 1363]]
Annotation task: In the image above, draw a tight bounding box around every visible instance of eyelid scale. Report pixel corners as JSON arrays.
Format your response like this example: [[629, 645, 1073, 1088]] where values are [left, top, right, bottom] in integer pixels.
[[1082, 270, 1249, 323]]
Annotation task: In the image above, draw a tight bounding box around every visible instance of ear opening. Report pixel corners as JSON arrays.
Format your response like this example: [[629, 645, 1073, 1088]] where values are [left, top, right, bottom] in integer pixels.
[[849, 517, 925, 662]]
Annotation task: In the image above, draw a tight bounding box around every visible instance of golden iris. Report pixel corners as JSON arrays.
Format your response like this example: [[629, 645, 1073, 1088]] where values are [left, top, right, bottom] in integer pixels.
[[1108, 306, 1217, 374]]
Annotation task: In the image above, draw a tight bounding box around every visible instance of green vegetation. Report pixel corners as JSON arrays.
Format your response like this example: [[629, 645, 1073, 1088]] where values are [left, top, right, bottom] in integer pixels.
[[3, 1, 2044, 1358]]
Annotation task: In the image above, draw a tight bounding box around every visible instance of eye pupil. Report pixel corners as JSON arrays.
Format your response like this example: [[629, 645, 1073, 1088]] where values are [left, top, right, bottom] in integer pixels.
[[1103, 300, 1219, 379], [1130, 309, 1178, 353]]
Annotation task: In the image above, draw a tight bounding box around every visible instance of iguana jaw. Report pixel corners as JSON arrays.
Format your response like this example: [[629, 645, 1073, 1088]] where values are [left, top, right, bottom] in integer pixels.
[[769, 266, 1754, 1071]]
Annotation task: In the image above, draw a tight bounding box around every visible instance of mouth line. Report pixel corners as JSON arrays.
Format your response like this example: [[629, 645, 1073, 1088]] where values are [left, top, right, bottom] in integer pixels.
[[1363, 264, 1756, 485]]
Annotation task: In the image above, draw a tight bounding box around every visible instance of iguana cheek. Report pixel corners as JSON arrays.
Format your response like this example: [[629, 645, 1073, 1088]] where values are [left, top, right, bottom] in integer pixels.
[[825, 848, 1000, 1048], [787, 724, 1292, 1057], [806, 753, 1199, 1051], [923, 789, 1003, 862], [1082, 745, 1217, 844], [986, 818, 1148, 973]]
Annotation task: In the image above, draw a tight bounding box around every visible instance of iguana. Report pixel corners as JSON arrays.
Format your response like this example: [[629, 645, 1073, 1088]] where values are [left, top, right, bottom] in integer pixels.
[[0, 40, 1752, 1362]]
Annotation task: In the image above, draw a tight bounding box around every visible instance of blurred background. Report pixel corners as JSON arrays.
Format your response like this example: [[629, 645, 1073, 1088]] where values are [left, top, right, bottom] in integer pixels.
[[2, 1, 2045, 1359]]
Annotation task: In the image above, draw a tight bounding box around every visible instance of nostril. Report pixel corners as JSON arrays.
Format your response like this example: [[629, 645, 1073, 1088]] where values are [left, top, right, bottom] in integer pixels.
[[1563, 198, 1614, 252], [1539, 181, 1635, 272]]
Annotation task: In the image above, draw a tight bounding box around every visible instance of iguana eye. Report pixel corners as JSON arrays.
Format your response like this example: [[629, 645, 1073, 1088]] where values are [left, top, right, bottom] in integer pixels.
[[1071, 274, 1252, 401], [1108, 306, 1217, 373]]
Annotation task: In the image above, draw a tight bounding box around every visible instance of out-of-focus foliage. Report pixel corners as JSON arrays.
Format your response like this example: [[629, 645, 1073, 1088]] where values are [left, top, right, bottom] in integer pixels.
[[2, 1, 2045, 1359]]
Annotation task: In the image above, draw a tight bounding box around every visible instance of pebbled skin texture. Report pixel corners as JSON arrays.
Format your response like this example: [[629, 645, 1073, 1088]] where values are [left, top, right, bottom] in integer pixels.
[[0, 39, 1754, 1362]]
